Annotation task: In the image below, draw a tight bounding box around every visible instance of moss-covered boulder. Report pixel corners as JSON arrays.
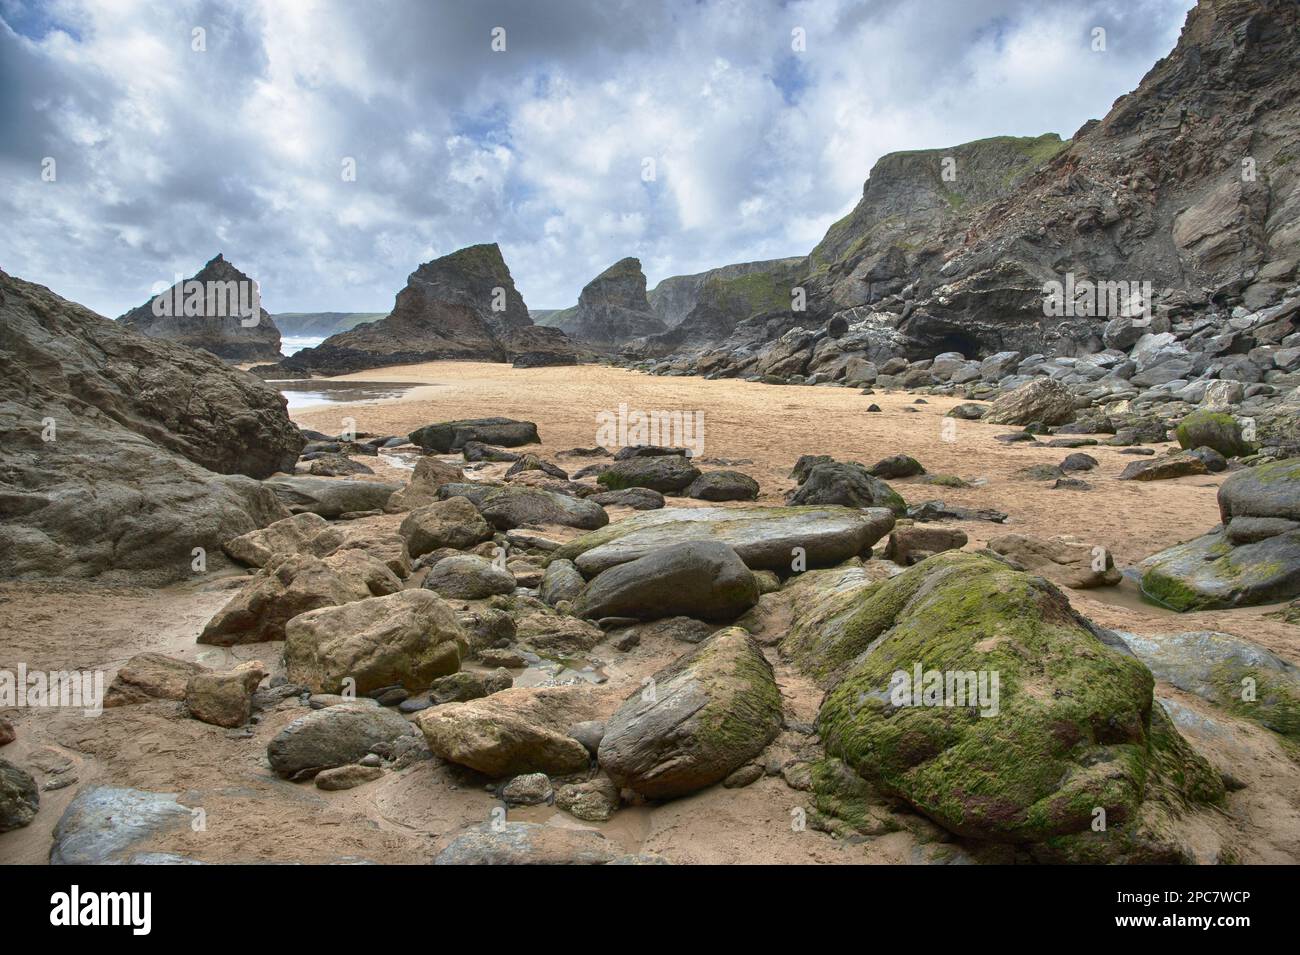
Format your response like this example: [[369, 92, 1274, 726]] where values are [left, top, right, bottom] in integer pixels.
[[797, 552, 1222, 859], [548, 505, 894, 577], [1139, 458, 1300, 610], [597, 628, 782, 798], [596, 455, 700, 494], [1175, 409, 1252, 459], [1116, 630, 1300, 742], [786, 462, 907, 515], [1138, 527, 1300, 610]]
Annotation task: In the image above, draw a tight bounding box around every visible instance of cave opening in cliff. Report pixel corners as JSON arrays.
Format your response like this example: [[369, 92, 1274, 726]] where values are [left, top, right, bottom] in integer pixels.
[[933, 331, 983, 360]]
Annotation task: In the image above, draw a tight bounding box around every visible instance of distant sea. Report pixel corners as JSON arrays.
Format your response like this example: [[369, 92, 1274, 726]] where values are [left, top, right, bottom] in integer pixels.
[[280, 336, 326, 356]]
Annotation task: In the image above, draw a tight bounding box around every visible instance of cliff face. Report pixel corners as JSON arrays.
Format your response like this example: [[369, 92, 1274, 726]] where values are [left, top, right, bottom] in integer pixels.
[[886, 0, 1300, 359], [118, 254, 283, 362], [282, 243, 576, 373], [639, 0, 1300, 364], [0, 269, 298, 583], [550, 257, 666, 347], [647, 257, 808, 328]]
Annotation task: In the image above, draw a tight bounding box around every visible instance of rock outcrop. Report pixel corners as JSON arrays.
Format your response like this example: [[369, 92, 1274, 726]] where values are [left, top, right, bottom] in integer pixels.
[[0, 269, 300, 584], [549, 257, 666, 347], [281, 244, 576, 373], [117, 253, 282, 362]]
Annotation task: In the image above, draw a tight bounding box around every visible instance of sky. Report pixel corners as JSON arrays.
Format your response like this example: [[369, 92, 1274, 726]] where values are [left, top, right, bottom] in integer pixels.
[[0, 0, 1195, 316]]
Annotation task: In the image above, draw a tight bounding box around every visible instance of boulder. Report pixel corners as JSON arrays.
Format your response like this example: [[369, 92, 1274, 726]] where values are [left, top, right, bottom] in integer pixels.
[[417, 685, 599, 777], [264, 478, 401, 518], [867, 454, 926, 479], [385, 457, 466, 512], [804, 552, 1223, 860], [409, 417, 540, 453], [685, 470, 760, 501], [882, 526, 967, 566], [596, 455, 701, 494], [399, 496, 494, 556], [1116, 630, 1300, 741], [539, 559, 586, 606], [198, 550, 401, 645], [983, 379, 1076, 426], [1138, 527, 1300, 610], [427, 669, 513, 705], [185, 662, 266, 727], [267, 703, 417, 780], [423, 554, 517, 599], [589, 487, 666, 510], [574, 541, 759, 622], [478, 486, 609, 531], [785, 462, 907, 514], [598, 628, 782, 799], [555, 775, 620, 822], [1175, 410, 1252, 458], [551, 505, 895, 576], [500, 772, 554, 806], [0, 758, 39, 832], [1218, 457, 1300, 523], [222, 512, 335, 568], [1118, 454, 1209, 481], [307, 453, 373, 477], [284, 590, 466, 694], [49, 786, 191, 863], [987, 534, 1121, 588], [104, 653, 205, 707]]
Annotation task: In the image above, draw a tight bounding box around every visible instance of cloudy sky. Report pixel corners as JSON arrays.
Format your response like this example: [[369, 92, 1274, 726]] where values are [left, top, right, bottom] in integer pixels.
[[0, 0, 1195, 316]]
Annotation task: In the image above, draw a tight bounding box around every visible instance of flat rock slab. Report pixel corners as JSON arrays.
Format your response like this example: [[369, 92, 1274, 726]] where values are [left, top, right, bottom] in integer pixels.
[[550, 505, 895, 577], [50, 786, 192, 864], [265, 477, 401, 517], [433, 822, 623, 865]]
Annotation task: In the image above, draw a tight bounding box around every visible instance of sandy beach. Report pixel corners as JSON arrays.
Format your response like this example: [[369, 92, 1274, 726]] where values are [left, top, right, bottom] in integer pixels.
[[3, 361, 1297, 865]]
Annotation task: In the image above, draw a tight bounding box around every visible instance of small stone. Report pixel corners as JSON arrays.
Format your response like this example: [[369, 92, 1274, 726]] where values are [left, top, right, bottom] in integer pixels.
[[501, 772, 553, 806], [723, 764, 764, 789], [315, 764, 384, 791]]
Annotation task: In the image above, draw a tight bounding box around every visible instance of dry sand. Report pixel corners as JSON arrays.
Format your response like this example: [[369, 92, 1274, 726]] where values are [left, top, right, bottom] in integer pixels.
[[2, 360, 1296, 865]]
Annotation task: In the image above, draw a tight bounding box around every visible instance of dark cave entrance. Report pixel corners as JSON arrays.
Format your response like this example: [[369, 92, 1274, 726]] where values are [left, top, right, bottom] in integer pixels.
[[933, 331, 982, 360]]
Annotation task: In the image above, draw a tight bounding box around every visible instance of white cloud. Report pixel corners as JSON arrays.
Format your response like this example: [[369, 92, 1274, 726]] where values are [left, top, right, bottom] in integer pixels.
[[0, 0, 1195, 315]]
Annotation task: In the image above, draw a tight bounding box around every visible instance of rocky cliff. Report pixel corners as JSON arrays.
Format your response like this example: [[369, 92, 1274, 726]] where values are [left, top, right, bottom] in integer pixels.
[[0, 269, 300, 583], [548, 257, 666, 347], [118, 253, 283, 362], [281, 243, 576, 373]]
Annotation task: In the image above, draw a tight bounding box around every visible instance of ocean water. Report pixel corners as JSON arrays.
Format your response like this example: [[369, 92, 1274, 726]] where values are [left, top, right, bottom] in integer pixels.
[[276, 379, 425, 410], [280, 335, 326, 356]]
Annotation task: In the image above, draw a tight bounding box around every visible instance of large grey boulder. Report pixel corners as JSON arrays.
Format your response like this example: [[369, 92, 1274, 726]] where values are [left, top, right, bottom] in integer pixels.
[[1139, 458, 1300, 610], [786, 461, 907, 514], [267, 703, 417, 780], [574, 541, 759, 621], [478, 486, 609, 530], [221, 512, 335, 567], [284, 590, 466, 694], [399, 496, 494, 556], [1115, 630, 1300, 741], [598, 628, 782, 799], [423, 554, 517, 599], [49, 786, 191, 863], [551, 505, 895, 577], [596, 456, 701, 494], [983, 378, 1076, 426], [409, 417, 540, 453]]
